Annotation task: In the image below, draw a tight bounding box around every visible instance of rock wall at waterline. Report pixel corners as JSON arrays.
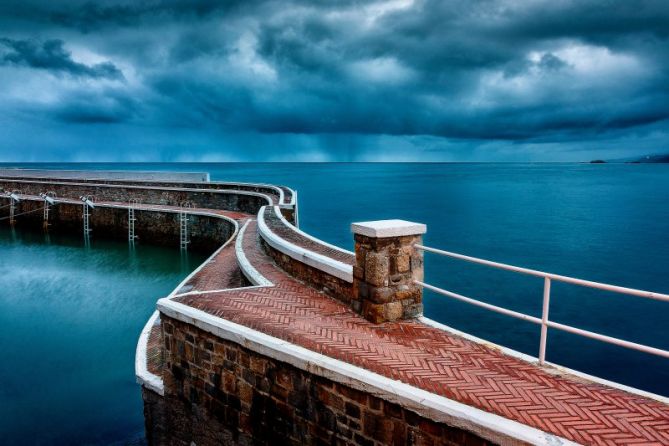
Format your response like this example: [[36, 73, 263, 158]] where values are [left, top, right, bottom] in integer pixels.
[[151, 316, 493, 446], [0, 179, 270, 215], [0, 199, 234, 252]]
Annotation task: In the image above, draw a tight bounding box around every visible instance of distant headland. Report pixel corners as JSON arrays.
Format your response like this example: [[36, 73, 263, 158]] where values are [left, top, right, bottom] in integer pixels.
[[590, 153, 669, 164]]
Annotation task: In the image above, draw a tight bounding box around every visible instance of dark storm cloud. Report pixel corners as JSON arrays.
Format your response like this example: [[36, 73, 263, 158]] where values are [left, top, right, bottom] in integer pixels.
[[48, 0, 247, 33], [0, 0, 668, 160], [0, 38, 124, 80], [51, 92, 138, 123]]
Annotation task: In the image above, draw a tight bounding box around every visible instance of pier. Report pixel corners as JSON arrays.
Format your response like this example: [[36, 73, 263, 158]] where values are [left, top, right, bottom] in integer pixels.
[[1, 169, 668, 446]]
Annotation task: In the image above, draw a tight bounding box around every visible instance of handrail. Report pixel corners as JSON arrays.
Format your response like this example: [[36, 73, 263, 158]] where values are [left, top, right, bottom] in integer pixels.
[[415, 244, 669, 302], [414, 244, 669, 365]]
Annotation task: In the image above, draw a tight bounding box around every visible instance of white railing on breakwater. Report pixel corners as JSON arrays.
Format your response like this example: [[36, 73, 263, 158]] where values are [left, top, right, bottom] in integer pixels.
[[414, 244, 669, 365]]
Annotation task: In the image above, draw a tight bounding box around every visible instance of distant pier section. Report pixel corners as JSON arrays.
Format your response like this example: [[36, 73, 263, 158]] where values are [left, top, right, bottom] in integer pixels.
[[0, 168, 210, 182], [2, 169, 668, 446]]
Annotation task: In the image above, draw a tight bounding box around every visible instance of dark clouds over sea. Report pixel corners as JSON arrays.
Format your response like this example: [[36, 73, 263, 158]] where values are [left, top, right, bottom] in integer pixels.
[[0, 0, 668, 161]]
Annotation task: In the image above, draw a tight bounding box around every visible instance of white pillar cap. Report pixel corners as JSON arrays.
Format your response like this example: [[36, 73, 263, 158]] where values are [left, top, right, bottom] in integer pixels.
[[351, 220, 426, 238]]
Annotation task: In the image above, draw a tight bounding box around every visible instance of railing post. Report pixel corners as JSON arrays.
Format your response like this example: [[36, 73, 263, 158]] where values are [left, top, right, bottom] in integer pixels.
[[351, 220, 426, 324], [539, 277, 551, 365]]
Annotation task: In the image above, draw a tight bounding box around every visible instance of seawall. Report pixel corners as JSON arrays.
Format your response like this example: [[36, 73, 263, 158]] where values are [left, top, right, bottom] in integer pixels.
[[3, 169, 668, 446]]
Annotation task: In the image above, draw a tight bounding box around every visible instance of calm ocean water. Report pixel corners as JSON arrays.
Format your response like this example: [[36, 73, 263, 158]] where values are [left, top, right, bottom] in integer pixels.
[[1, 162, 668, 444], [0, 229, 206, 445]]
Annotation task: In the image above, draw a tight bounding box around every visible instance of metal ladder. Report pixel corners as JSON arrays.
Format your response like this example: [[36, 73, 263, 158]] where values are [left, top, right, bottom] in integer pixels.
[[81, 195, 95, 236], [179, 202, 192, 250], [9, 198, 15, 226], [83, 204, 91, 235], [128, 199, 139, 242], [9, 190, 20, 226], [41, 192, 56, 230]]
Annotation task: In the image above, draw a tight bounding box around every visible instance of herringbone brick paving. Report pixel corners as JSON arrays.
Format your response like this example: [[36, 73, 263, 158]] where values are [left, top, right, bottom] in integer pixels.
[[148, 215, 253, 377], [174, 220, 669, 446], [146, 317, 164, 376], [278, 186, 293, 203], [263, 206, 355, 264], [177, 221, 252, 293]]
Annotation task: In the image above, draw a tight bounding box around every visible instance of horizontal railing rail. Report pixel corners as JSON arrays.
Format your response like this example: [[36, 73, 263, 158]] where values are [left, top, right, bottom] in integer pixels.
[[414, 244, 669, 365]]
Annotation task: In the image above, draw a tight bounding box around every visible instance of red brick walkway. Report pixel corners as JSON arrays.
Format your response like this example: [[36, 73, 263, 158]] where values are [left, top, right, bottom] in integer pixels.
[[263, 206, 355, 264], [278, 186, 293, 203], [146, 317, 164, 376], [176, 231, 250, 294], [150, 226, 251, 377], [174, 220, 669, 446]]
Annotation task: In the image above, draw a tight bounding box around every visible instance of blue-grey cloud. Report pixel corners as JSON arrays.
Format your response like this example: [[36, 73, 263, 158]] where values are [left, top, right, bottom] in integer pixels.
[[0, 0, 667, 161], [0, 38, 124, 80], [48, 0, 247, 33], [51, 92, 138, 123]]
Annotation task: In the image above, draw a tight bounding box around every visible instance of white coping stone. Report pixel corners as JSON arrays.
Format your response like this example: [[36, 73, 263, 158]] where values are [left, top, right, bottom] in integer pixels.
[[351, 219, 427, 238], [135, 311, 165, 395], [134, 209, 241, 394], [168, 219, 240, 297], [273, 205, 353, 256], [258, 206, 353, 283], [157, 298, 577, 446], [236, 220, 274, 287]]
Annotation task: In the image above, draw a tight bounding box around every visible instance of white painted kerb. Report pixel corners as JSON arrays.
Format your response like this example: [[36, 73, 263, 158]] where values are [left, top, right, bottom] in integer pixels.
[[258, 206, 353, 283], [273, 206, 353, 256], [236, 220, 273, 287], [135, 311, 165, 395], [352, 219, 426, 238]]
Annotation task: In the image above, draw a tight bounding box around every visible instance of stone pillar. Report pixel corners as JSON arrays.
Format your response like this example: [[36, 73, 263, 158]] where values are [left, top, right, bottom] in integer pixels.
[[351, 220, 426, 324]]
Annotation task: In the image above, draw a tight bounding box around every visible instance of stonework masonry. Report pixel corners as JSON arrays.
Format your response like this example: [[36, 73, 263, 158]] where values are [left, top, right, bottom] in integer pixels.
[[1, 176, 282, 201], [157, 316, 494, 446], [6, 176, 300, 224], [0, 179, 270, 215], [257, 212, 425, 323], [0, 197, 235, 252], [260, 237, 355, 306], [143, 387, 168, 446], [352, 221, 426, 323]]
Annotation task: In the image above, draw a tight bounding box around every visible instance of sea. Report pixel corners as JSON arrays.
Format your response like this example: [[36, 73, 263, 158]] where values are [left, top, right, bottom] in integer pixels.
[[1, 162, 668, 445]]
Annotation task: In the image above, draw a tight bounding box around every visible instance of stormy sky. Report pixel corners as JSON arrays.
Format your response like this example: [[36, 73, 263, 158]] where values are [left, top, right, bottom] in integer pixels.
[[0, 0, 668, 161]]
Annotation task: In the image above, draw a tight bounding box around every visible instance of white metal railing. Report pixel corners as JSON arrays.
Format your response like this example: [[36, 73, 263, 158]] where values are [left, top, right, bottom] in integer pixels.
[[414, 244, 669, 365]]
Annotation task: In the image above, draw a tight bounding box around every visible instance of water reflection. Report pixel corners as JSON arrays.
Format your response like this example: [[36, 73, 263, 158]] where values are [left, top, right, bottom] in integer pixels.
[[0, 226, 207, 445]]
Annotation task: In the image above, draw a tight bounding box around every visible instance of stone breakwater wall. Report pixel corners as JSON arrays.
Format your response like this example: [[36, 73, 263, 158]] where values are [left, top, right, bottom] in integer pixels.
[[255, 207, 425, 323], [154, 315, 490, 446], [1, 175, 290, 204], [0, 168, 210, 182], [0, 198, 233, 252], [4, 173, 597, 446], [259, 235, 354, 303], [0, 179, 270, 215], [141, 208, 533, 445], [258, 206, 355, 306]]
